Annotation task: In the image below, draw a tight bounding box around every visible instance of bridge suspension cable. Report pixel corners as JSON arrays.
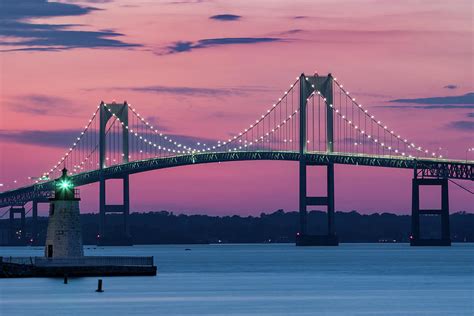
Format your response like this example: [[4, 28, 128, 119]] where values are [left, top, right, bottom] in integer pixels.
[[6, 72, 470, 196]]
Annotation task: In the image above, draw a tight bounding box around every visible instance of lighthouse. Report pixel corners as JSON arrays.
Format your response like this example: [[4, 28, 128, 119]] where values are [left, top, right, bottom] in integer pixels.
[[44, 168, 84, 258]]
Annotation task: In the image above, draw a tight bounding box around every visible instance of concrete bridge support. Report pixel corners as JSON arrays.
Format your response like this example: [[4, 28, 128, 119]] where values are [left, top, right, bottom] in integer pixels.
[[99, 175, 131, 245], [31, 198, 49, 245], [410, 177, 450, 246]]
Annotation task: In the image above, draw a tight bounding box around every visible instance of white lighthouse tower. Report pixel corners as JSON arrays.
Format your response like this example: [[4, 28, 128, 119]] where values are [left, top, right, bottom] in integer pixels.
[[44, 168, 84, 258]]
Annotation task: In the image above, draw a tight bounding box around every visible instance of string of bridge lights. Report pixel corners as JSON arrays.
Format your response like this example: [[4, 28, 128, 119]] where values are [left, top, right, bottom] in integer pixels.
[[37, 106, 101, 182], [127, 103, 200, 153], [326, 76, 440, 158], [225, 108, 300, 151], [104, 104, 198, 156], [306, 78, 438, 159], [68, 110, 131, 175], [215, 77, 301, 149], [308, 90, 408, 157]]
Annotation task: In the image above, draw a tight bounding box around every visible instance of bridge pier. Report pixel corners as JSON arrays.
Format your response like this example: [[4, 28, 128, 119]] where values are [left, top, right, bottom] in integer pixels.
[[297, 162, 338, 246], [9, 206, 26, 245], [99, 175, 131, 245], [410, 177, 451, 246]]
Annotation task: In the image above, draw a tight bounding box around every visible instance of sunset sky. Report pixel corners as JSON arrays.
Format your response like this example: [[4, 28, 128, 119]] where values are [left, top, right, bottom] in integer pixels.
[[0, 0, 473, 216]]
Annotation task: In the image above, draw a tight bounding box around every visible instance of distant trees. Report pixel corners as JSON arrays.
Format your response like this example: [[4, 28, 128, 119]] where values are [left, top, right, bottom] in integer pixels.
[[1, 210, 472, 245]]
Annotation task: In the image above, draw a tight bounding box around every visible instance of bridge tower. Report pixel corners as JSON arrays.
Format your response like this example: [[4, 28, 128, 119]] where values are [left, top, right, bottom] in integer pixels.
[[410, 166, 451, 246], [99, 101, 131, 245], [296, 73, 339, 246]]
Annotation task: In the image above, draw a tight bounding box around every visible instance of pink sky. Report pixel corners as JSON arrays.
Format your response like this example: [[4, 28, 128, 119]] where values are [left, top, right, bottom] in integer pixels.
[[0, 0, 473, 216]]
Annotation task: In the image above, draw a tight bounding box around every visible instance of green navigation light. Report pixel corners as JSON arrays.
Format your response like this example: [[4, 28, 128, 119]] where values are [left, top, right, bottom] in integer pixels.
[[58, 180, 73, 190]]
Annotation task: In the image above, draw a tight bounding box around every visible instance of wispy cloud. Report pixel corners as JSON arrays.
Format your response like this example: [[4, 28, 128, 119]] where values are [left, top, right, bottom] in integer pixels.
[[447, 121, 474, 131], [0, 128, 219, 151], [209, 14, 241, 21], [0, 0, 140, 52], [160, 37, 284, 55], [443, 84, 458, 90], [385, 92, 474, 109], [119, 85, 244, 97], [384, 104, 474, 109], [108, 83, 276, 97], [390, 93, 474, 105], [7, 94, 75, 115], [0, 129, 82, 148]]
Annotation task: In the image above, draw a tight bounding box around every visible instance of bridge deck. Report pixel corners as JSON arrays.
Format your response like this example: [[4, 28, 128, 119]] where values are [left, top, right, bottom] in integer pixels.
[[1, 151, 472, 208]]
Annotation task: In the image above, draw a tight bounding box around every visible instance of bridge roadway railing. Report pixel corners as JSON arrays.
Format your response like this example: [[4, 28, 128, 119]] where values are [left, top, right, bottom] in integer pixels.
[[0, 151, 472, 208]]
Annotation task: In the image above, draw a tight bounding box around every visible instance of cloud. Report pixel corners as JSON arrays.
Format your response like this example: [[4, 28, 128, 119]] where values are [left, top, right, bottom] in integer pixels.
[[270, 29, 305, 36], [0, 128, 219, 152], [7, 94, 75, 115], [384, 104, 474, 109], [166, 0, 207, 3], [447, 121, 474, 131], [209, 14, 241, 21], [61, 0, 113, 3], [111, 84, 276, 97], [120, 85, 244, 97], [390, 93, 474, 105], [292, 16, 308, 19], [161, 37, 283, 55], [0, 0, 140, 52], [443, 84, 458, 89], [0, 129, 83, 148]]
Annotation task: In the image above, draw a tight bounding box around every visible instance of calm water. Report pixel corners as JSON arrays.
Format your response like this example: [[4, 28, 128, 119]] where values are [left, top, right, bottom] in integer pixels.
[[0, 244, 473, 315]]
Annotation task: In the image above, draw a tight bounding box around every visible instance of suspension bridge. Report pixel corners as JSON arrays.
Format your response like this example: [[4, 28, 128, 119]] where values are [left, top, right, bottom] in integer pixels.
[[1, 73, 472, 246]]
